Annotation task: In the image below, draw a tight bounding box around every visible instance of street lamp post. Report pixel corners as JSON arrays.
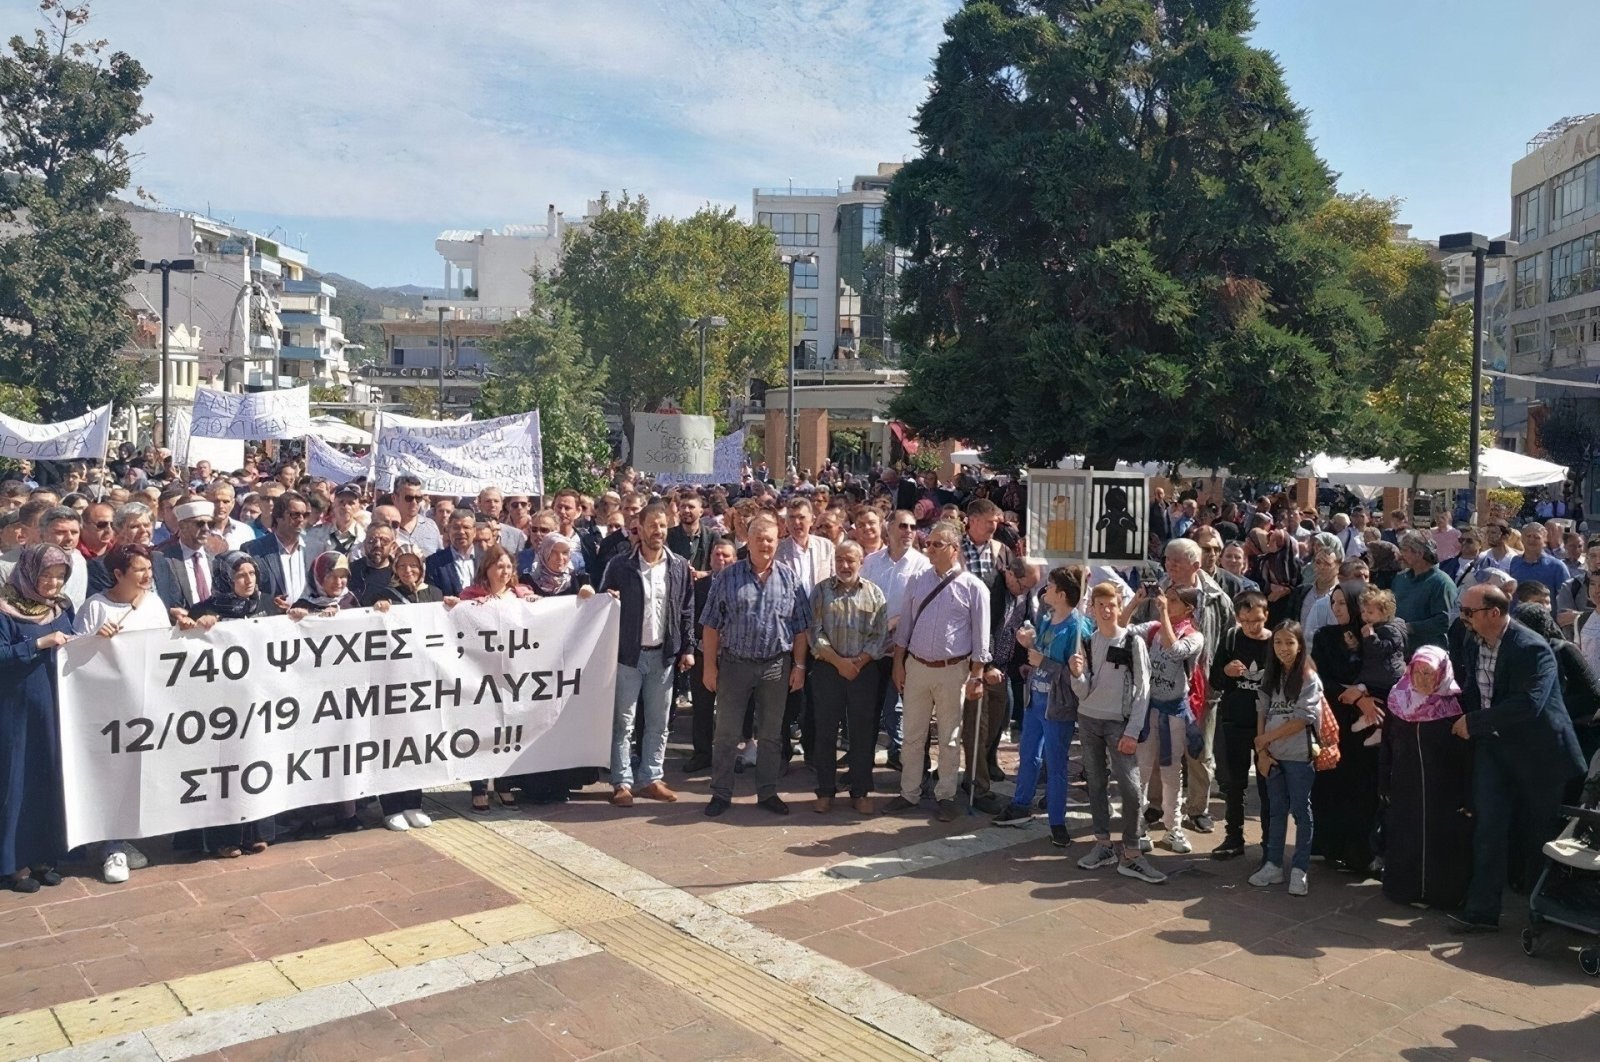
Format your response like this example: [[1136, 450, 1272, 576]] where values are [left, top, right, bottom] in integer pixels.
[[1439, 233, 1516, 518], [779, 252, 817, 474], [687, 315, 728, 415], [133, 257, 197, 447]]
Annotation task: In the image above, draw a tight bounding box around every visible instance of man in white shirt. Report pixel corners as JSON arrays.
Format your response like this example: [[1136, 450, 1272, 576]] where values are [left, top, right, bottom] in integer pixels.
[[245, 492, 311, 605], [774, 496, 835, 763], [861, 509, 931, 771], [204, 481, 255, 551]]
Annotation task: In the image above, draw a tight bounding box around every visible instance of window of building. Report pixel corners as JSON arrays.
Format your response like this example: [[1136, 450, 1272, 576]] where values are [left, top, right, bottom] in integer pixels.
[[792, 260, 818, 289], [1514, 255, 1541, 310], [1549, 233, 1600, 302], [758, 212, 820, 247], [1550, 157, 1600, 233], [785, 297, 818, 332], [1548, 309, 1589, 350], [1511, 320, 1541, 356], [1515, 187, 1542, 243]]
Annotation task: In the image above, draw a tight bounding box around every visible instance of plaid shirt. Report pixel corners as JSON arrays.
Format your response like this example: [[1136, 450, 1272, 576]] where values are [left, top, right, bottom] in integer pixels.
[[810, 577, 889, 662], [1476, 638, 1499, 718], [702, 558, 811, 659], [961, 536, 998, 581]]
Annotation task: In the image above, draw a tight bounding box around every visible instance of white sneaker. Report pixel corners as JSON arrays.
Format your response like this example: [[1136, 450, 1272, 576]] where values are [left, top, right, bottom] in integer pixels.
[[1249, 862, 1284, 887], [1137, 836, 1154, 853], [102, 851, 129, 884], [1076, 842, 1119, 870], [123, 843, 149, 870], [383, 813, 411, 832], [403, 809, 433, 829], [1289, 868, 1309, 896], [1163, 829, 1192, 855]]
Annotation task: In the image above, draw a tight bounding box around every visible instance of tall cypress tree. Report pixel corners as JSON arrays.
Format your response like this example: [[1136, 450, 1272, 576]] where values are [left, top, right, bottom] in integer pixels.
[[885, 0, 1386, 474]]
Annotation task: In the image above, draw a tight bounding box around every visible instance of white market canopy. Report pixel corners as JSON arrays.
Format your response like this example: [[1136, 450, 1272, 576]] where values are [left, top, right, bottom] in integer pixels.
[[1301, 448, 1567, 490], [307, 415, 372, 446]]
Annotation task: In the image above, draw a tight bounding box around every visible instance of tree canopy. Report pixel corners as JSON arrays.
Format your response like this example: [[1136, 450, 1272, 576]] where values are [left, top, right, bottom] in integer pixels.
[[555, 195, 786, 452], [0, 2, 149, 419], [884, 0, 1410, 475], [476, 292, 612, 496]]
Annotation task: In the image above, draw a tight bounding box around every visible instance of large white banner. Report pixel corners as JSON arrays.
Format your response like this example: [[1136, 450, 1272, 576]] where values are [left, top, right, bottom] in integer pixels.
[[305, 433, 371, 484], [191, 386, 311, 440], [654, 429, 746, 486], [169, 409, 246, 472], [632, 413, 715, 476], [374, 410, 544, 496], [0, 404, 112, 461], [57, 595, 617, 847]]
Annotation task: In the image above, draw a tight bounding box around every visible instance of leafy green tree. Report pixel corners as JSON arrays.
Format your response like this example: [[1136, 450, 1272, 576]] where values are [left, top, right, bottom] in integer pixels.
[[884, 0, 1389, 476], [1369, 304, 1481, 474], [555, 194, 786, 454], [0, 2, 149, 419], [476, 295, 612, 496]]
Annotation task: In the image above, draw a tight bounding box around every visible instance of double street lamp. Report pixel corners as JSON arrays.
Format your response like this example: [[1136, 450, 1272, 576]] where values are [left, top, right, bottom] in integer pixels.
[[779, 251, 818, 474], [132, 257, 197, 447], [1438, 232, 1517, 513], [685, 315, 727, 415]]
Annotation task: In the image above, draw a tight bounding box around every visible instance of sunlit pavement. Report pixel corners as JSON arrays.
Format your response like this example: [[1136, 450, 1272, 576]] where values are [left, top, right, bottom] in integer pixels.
[[2, 728, 1596, 1062]]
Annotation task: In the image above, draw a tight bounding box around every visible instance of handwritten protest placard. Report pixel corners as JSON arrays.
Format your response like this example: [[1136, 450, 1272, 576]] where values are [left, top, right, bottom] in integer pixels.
[[190, 386, 311, 440], [0, 404, 112, 461], [305, 433, 371, 484], [57, 595, 617, 846], [169, 408, 245, 472], [374, 410, 544, 496], [632, 413, 715, 476], [653, 429, 746, 485]]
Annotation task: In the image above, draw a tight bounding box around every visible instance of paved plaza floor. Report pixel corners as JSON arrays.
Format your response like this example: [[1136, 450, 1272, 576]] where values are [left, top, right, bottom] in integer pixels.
[[1, 728, 1596, 1061]]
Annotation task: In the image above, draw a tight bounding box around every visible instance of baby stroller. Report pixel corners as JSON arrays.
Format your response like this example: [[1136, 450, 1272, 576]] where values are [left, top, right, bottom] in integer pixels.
[[1522, 750, 1600, 975]]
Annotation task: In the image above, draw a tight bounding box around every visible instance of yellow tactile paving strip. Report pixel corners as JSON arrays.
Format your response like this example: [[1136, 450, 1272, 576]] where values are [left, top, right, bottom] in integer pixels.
[[413, 817, 929, 1060], [1, 813, 931, 1062], [0, 902, 531, 1061]]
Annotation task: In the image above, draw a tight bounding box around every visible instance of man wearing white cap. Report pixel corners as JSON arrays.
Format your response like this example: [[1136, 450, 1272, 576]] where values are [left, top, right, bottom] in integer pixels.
[[154, 499, 219, 611]]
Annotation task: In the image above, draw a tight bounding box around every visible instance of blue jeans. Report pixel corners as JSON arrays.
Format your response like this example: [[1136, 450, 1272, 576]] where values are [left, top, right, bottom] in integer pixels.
[[1265, 761, 1315, 872], [878, 656, 902, 757], [1008, 704, 1073, 826], [612, 648, 672, 790]]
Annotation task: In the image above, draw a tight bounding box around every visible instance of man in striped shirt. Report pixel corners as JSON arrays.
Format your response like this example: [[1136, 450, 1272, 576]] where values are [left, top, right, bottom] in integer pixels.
[[810, 540, 889, 813]]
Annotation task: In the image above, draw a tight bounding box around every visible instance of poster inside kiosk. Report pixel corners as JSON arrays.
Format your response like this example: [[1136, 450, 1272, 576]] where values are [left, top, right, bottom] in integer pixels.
[[56, 595, 618, 847], [1024, 468, 1151, 565]]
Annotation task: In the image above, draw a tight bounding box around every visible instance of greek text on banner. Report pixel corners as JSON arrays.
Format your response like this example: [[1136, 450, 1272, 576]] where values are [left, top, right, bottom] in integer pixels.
[[373, 410, 544, 496], [0, 404, 112, 461], [190, 386, 312, 440], [56, 596, 618, 847], [306, 433, 371, 484]]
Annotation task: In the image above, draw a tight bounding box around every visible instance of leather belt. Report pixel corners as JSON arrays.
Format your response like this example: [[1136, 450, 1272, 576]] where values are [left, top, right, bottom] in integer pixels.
[[640, 643, 663, 652], [910, 653, 968, 669]]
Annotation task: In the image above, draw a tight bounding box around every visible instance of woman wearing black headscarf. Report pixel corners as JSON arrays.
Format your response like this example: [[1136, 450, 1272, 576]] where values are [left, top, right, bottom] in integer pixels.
[[1310, 579, 1383, 876], [0, 545, 74, 892]]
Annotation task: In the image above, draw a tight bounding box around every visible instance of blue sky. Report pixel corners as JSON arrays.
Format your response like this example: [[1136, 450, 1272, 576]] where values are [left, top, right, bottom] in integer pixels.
[[52, 0, 1600, 286]]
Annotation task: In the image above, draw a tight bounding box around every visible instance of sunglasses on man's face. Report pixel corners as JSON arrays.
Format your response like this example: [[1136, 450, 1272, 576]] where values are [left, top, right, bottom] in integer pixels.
[[93, 520, 114, 530]]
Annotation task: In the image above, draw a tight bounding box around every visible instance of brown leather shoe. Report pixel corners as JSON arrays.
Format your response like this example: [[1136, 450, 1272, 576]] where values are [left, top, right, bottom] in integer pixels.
[[610, 787, 634, 807], [636, 781, 678, 803], [814, 796, 833, 813], [852, 796, 875, 814]]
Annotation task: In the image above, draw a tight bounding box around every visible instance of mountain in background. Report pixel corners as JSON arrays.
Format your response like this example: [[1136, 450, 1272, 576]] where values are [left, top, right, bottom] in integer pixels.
[[311, 272, 446, 370]]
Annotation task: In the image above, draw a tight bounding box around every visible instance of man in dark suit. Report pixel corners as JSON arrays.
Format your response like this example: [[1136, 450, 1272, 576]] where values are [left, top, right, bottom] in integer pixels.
[[425, 509, 483, 598], [666, 490, 717, 576], [245, 492, 312, 605], [1450, 584, 1587, 932], [153, 499, 216, 611]]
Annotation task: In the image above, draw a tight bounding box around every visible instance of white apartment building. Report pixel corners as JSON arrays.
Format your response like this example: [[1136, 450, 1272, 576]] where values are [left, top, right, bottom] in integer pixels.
[[118, 202, 352, 394], [434, 204, 588, 308], [1501, 114, 1600, 452]]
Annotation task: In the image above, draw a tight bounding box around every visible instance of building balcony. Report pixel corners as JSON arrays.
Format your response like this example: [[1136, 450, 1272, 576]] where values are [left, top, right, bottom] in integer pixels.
[[279, 311, 342, 330], [251, 333, 278, 351], [283, 278, 336, 297], [250, 254, 282, 278], [279, 344, 335, 362]]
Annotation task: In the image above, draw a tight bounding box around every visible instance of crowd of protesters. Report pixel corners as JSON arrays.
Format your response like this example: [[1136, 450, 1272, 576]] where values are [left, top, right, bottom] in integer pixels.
[[0, 449, 1594, 937]]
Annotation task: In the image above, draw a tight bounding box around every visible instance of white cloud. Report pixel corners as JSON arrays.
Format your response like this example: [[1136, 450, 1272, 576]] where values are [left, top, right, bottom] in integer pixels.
[[86, 0, 959, 226]]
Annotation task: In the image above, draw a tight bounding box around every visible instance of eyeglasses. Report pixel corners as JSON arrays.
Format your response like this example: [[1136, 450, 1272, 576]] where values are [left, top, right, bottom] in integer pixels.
[[93, 520, 114, 530], [927, 541, 956, 551], [895, 522, 917, 530], [284, 510, 310, 520], [1458, 605, 1496, 618], [508, 501, 531, 508], [400, 494, 424, 503]]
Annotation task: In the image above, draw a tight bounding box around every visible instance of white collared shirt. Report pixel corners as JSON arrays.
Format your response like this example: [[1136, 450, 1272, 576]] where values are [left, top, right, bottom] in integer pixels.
[[181, 545, 209, 603], [640, 554, 668, 646], [278, 537, 307, 603], [861, 546, 932, 631]]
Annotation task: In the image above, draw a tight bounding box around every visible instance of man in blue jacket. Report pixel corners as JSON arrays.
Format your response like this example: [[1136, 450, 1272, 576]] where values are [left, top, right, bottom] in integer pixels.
[[1450, 584, 1587, 932]]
